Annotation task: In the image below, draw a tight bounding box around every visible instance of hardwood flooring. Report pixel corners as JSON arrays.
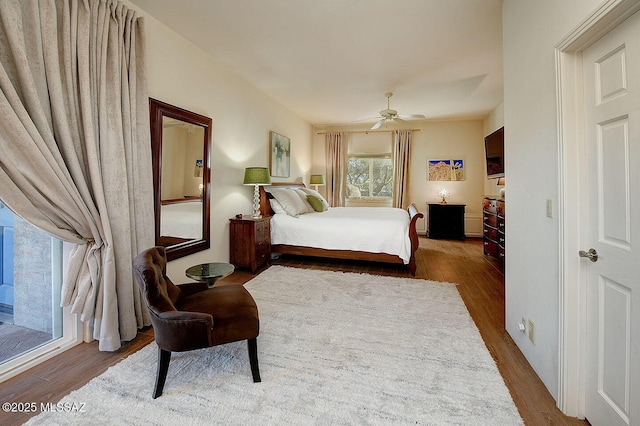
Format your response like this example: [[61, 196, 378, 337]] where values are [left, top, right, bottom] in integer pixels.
[[0, 237, 586, 425]]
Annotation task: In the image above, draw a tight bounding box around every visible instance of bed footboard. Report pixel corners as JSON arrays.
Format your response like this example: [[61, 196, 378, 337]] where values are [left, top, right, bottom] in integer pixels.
[[407, 203, 424, 275]]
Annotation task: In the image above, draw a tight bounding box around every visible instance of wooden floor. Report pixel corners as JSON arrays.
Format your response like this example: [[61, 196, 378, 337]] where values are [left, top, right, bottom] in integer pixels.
[[0, 237, 587, 425]]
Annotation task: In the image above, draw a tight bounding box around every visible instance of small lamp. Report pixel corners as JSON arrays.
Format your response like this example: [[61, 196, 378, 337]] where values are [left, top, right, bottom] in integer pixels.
[[438, 188, 450, 204], [309, 174, 325, 191], [497, 177, 505, 198], [243, 167, 271, 218]]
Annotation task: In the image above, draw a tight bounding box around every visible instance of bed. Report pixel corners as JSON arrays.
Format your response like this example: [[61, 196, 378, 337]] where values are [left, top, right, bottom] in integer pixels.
[[259, 183, 423, 275], [159, 199, 203, 245]]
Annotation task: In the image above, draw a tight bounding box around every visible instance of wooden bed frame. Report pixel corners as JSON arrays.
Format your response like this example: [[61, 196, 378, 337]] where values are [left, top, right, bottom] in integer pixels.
[[259, 183, 424, 275]]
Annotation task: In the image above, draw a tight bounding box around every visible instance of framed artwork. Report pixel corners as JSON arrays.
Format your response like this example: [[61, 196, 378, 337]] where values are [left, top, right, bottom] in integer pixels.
[[428, 159, 465, 181], [194, 159, 203, 177], [269, 131, 290, 177]]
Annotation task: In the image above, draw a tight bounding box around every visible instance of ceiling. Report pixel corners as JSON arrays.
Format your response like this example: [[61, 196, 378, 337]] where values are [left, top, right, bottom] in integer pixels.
[[129, 0, 504, 127]]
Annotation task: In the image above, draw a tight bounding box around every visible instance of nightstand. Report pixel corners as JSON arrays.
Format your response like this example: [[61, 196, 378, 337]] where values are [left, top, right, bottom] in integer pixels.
[[426, 203, 466, 240], [229, 216, 271, 273]]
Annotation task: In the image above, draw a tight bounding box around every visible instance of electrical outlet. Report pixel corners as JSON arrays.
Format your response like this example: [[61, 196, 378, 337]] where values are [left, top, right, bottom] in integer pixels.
[[518, 317, 527, 333], [528, 319, 536, 344], [546, 199, 553, 218]]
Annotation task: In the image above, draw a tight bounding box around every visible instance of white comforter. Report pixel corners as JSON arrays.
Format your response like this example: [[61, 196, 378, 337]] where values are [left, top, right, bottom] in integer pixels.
[[161, 201, 202, 239], [270, 207, 412, 264]]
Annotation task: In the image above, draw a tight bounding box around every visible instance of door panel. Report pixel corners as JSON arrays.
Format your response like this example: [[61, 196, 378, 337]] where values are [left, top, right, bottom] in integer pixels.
[[583, 9, 640, 426], [598, 276, 631, 422], [598, 117, 631, 248]]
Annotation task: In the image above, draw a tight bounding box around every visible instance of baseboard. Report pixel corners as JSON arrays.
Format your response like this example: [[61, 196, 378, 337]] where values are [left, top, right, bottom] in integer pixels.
[[465, 214, 482, 237]]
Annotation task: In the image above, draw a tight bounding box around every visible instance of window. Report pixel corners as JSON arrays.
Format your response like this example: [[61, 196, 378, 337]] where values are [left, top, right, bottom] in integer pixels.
[[346, 155, 393, 199]]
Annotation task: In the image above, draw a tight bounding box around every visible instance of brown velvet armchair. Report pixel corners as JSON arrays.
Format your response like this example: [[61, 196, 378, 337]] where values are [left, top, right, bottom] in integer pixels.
[[133, 246, 260, 398]]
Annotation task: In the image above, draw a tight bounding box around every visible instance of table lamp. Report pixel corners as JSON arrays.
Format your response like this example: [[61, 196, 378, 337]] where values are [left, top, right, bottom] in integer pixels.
[[244, 167, 271, 218], [309, 174, 325, 191], [497, 177, 506, 198], [438, 188, 450, 204]]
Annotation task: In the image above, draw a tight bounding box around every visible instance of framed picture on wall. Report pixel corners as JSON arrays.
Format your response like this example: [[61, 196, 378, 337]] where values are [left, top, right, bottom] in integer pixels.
[[194, 159, 203, 177], [427, 159, 465, 181], [269, 131, 290, 177]]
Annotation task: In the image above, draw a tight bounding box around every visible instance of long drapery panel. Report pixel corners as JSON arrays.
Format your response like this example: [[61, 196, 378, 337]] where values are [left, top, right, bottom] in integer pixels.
[[324, 132, 347, 207], [392, 130, 412, 209], [0, 0, 153, 350]]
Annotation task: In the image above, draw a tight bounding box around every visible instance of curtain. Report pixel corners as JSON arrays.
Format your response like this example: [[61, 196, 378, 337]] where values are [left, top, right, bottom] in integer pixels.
[[325, 132, 347, 207], [0, 0, 154, 351], [392, 130, 412, 209]]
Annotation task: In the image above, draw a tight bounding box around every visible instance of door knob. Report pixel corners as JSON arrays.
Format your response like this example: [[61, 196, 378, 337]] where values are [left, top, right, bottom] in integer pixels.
[[579, 248, 598, 262]]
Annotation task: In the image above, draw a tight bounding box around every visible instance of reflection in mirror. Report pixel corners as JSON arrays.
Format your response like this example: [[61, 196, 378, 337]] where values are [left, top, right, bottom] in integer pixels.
[[160, 118, 204, 240], [150, 98, 211, 261]]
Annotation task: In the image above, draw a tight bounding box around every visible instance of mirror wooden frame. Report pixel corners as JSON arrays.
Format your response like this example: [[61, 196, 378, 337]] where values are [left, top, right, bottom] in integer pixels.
[[150, 98, 211, 261]]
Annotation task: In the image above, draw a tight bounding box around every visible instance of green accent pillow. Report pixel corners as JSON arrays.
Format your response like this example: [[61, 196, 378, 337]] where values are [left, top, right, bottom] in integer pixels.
[[306, 194, 328, 212]]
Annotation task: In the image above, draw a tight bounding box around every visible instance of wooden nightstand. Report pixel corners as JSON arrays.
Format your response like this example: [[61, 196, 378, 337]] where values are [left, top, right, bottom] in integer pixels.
[[229, 216, 271, 273]]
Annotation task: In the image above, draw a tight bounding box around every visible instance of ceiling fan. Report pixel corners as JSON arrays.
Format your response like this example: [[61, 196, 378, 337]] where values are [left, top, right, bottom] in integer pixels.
[[361, 92, 426, 130]]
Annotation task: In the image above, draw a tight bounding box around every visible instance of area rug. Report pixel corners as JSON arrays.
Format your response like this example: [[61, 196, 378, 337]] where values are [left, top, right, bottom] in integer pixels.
[[27, 266, 523, 425]]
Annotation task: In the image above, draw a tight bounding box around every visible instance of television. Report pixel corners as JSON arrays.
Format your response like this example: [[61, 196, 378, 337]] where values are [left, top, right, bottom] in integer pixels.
[[484, 127, 504, 179]]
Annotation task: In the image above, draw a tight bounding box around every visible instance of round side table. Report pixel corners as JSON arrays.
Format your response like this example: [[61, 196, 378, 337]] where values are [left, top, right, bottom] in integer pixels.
[[185, 262, 235, 287]]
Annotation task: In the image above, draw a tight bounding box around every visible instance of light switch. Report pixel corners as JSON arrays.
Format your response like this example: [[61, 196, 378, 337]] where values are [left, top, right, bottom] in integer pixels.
[[546, 199, 553, 218]]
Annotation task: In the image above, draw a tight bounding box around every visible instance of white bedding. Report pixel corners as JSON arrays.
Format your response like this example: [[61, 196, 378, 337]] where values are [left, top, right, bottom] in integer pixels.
[[270, 207, 412, 264], [160, 201, 202, 239]]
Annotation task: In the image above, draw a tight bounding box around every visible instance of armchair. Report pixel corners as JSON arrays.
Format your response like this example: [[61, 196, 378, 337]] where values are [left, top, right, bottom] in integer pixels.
[[133, 246, 260, 398]]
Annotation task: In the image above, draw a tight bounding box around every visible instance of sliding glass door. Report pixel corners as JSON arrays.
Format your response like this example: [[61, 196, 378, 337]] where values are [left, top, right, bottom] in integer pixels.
[[0, 202, 80, 382]]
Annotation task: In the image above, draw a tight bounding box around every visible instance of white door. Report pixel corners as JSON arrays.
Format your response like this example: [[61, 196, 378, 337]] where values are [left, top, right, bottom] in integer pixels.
[[582, 10, 640, 426]]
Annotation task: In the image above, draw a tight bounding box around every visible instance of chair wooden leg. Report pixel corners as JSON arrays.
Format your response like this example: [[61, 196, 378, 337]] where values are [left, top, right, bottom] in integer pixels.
[[153, 348, 171, 399], [247, 337, 261, 383]]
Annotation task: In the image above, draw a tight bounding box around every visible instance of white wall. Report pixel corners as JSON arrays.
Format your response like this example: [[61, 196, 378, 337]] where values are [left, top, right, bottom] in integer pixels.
[[127, 3, 313, 281], [502, 0, 603, 399], [313, 120, 486, 235]]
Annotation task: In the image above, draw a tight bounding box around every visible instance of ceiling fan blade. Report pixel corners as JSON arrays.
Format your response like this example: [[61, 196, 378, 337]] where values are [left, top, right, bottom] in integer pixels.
[[397, 114, 426, 120], [393, 117, 406, 123], [371, 119, 385, 130]]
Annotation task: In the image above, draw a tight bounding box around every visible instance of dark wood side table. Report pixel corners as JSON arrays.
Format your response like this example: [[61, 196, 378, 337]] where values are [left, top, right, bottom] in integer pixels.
[[426, 203, 466, 240], [185, 262, 235, 287], [229, 216, 271, 273]]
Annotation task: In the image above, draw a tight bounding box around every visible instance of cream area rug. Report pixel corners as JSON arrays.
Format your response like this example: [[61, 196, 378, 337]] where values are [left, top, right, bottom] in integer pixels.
[[27, 266, 523, 425]]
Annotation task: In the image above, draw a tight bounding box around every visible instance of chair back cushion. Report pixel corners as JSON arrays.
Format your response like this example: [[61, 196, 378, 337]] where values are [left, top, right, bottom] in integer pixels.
[[133, 246, 181, 314]]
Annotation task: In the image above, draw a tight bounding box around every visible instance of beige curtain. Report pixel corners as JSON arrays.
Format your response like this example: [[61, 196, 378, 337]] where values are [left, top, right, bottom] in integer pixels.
[[392, 130, 412, 209], [325, 132, 347, 207], [0, 0, 154, 351]]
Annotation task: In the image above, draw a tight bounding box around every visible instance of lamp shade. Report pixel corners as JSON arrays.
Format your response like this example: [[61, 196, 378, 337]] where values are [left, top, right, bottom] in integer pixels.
[[243, 167, 271, 185], [309, 174, 325, 186]]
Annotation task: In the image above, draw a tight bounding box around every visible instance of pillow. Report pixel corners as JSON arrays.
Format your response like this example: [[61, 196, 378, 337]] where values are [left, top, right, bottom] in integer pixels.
[[298, 187, 330, 210], [292, 188, 316, 213], [267, 187, 308, 217], [346, 184, 361, 198], [269, 198, 287, 215], [306, 194, 328, 212]]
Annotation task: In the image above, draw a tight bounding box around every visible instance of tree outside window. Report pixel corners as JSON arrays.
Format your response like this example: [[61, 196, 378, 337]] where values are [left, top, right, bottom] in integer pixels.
[[346, 155, 393, 198]]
